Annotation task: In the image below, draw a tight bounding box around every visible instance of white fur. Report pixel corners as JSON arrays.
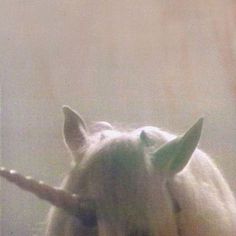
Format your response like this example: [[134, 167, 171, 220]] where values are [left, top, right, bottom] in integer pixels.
[[46, 124, 236, 236]]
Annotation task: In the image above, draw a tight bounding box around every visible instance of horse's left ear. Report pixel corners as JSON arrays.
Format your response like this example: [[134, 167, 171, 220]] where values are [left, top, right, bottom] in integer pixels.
[[62, 106, 88, 152], [151, 118, 203, 176]]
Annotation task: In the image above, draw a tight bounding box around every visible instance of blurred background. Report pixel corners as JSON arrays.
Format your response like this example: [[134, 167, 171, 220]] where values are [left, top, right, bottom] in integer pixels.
[[1, 1, 236, 235]]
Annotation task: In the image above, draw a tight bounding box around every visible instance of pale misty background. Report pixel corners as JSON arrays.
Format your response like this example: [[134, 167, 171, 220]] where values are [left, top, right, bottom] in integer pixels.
[[1, 1, 236, 235]]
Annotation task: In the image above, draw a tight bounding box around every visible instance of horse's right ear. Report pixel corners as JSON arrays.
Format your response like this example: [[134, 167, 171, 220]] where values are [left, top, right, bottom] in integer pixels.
[[62, 106, 88, 152], [151, 118, 203, 176]]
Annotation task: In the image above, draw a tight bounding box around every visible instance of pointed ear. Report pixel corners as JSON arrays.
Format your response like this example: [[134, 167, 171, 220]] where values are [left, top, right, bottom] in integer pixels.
[[62, 106, 88, 151], [151, 118, 203, 176]]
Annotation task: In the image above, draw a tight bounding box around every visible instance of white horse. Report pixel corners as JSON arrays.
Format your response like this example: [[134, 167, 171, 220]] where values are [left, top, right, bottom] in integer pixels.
[[1, 106, 235, 236]]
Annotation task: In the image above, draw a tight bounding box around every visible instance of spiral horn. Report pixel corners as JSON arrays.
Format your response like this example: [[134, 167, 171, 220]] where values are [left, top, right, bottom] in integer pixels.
[[0, 167, 96, 220]]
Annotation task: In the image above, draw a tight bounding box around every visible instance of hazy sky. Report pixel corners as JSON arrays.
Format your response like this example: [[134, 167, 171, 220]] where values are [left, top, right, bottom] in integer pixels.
[[1, 1, 236, 235]]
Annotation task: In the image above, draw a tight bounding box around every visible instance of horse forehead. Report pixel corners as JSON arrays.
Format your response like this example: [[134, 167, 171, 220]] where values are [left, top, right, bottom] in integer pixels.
[[82, 126, 171, 169], [94, 135, 141, 158], [82, 133, 147, 176], [90, 121, 113, 133], [87, 126, 168, 159], [94, 125, 163, 140], [132, 126, 170, 145]]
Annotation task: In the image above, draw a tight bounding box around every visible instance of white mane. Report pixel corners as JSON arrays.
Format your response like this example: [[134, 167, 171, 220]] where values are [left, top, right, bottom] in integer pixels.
[[45, 108, 236, 236]]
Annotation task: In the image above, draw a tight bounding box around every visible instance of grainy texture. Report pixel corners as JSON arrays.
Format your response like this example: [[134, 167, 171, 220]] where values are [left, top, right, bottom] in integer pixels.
[[1, 1, 236, 235], [48, 108, 236, 235]]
